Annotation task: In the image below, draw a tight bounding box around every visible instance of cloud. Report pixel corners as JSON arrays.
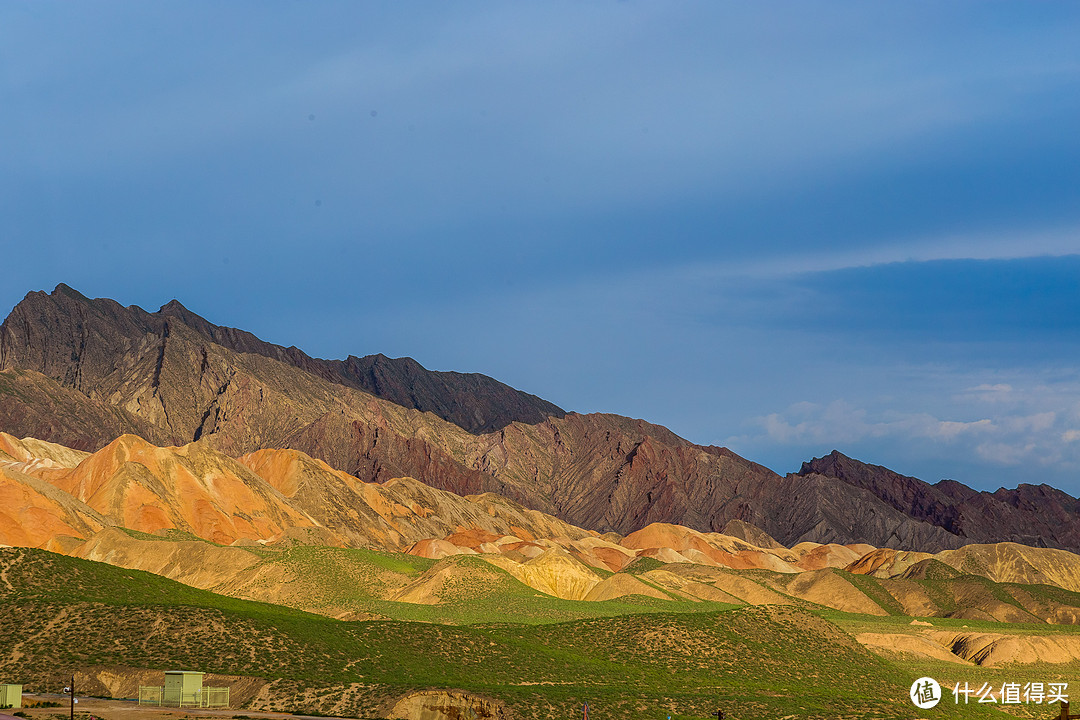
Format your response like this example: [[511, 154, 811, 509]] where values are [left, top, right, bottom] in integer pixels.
[[747, 401, 996, 447], [728, 375, 1080, 483], [935, 418, 995, 440], [703, 224, 1080, 281], [975, 441, 1040, 466], [961, 383, 1015, 403]]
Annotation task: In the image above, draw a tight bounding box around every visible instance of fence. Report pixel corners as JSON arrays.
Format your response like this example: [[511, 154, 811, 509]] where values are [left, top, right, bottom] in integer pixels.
[[138, 685, 230, 708]]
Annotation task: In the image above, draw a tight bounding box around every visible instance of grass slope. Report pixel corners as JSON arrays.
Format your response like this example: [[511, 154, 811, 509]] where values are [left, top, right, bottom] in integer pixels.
[[0, 548, 1014, 720], [823, 610, 1080, 720], [112, 532, 737, 624]]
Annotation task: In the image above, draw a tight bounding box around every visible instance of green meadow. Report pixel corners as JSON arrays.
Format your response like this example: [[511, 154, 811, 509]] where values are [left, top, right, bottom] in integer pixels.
[[0, 547, 1050, 720]]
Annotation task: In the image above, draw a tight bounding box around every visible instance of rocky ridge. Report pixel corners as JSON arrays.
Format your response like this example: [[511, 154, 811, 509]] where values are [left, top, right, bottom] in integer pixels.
[[0, 284, 563, 435], [2, 284, 1080, 551], [5, 431, 1080, 629], [801, 450, 1080, 552]]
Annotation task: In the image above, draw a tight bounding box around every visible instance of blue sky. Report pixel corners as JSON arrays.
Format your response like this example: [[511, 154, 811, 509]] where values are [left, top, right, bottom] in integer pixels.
[[3, 2, 1080, 491]]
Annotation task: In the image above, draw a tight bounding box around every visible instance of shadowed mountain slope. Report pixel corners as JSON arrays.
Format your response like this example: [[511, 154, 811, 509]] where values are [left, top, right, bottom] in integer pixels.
[[160, 295, 566, 433], [802, 450, 1080, 552], [0, 284, 562, 434]]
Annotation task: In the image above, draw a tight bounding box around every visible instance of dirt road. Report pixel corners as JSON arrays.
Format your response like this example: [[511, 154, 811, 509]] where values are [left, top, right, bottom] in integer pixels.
[[15, 695, 360, 720]]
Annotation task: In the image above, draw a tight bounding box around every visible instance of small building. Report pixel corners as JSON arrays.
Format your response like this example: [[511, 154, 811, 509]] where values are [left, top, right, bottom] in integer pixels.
[[0, 684, 22, 709], [139, 671, 228, 709], [164, 671, 203, 707]]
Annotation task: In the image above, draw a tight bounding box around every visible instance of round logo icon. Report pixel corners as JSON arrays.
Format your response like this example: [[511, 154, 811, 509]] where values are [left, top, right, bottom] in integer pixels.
[[910, 677, 941, 709]]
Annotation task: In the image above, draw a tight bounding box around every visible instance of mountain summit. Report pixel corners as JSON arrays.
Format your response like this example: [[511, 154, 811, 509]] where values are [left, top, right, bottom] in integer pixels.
[[0, 284, 563, 434], [2, 284, 1080, 551], [800, 449, 1080, 552]]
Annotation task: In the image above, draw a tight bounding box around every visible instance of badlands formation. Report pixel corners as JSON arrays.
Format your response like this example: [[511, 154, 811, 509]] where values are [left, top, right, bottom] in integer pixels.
[[6, 431, 1080, 669], [5, 286, 1080, 683], [4, 284, 1080, 554]]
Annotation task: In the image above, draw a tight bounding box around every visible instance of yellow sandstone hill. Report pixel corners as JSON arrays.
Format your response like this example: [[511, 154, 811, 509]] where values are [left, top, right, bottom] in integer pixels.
[[934, 542, 1080, 594], [0, 431, 91, 469], [8, 431, 1080, 631], [51, 434, 325, 544], [844, 547, 934, 577], [0, 463, 108, 548]]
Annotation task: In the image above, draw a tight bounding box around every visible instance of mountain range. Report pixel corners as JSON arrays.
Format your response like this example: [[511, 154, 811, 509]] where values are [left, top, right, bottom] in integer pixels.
[[2, 283, 1079, 553], [6, 289, 1080, 720], [7, 429, 1080, 634]]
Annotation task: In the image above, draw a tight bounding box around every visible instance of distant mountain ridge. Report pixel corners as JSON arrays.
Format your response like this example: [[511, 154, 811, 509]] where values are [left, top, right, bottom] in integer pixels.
[[0, 283, 564, 434], [2, 283, 1080, 552], [800, 450, 1080, 552], [8, 431, 1080, 632]]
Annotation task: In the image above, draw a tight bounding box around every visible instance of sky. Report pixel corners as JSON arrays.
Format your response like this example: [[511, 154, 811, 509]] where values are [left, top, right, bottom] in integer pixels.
[[2, 2, 1080, 492]]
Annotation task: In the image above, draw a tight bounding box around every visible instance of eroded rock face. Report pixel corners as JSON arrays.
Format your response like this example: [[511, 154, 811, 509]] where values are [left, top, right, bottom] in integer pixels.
[[4, 284, 1080, 552], [389, 690, 509, 720], [0, 286, 787, 541], [801, 450, 1080, 552], [0, 284, 563, 435]]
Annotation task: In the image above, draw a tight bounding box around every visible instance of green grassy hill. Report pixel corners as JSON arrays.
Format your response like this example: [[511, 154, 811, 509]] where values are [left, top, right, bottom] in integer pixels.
[[94, 527, 1080, 628], [1, 547, 1021, 720]]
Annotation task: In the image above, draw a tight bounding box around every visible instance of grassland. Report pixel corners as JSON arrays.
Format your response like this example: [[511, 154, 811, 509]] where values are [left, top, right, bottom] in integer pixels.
[[212, 542, 739, 624], [0, 547, 1036, 720], [824, 611, 1080, 719]]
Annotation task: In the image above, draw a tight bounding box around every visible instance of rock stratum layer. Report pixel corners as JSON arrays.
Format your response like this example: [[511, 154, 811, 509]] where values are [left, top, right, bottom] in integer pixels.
[[7, 431, 1080, 637], [800, 450, 1080, 552], [3, 284, 1080, 551]]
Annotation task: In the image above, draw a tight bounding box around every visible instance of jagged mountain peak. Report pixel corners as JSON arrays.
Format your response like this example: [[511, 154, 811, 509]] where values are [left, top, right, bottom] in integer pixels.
[[157, 298, 193, 316], [51, 282, 84, 297], [800, 447, 1080, 553], [1, 284, 563, 435], [4, 285, 1080, 550]]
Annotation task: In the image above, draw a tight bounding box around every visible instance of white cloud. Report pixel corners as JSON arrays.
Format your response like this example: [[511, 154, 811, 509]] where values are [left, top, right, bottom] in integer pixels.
[[746, 402, 996, 447], [935, 418, 995, 440], [687, 224, 1080, 281], [975, 441, 1039, 466], [728, 376, 1080, 479], [1003, 411, 1058, 433]]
